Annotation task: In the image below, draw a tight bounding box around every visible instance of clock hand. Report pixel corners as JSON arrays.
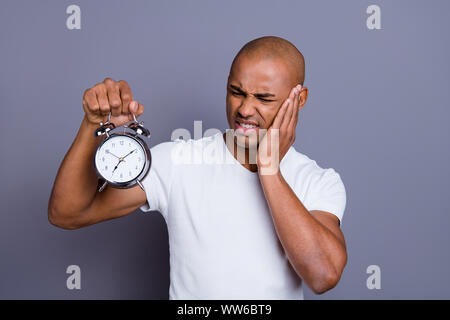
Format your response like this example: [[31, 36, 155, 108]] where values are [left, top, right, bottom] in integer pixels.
[[122, 149, 137, 160], [107, 150, 121, 160], [111, 159, 123, 175], [111, 149, 137, 176]]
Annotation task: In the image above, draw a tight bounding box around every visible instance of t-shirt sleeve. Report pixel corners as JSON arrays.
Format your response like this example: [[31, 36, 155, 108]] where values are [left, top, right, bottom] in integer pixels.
[[139, 141, 174, 221], [306, 168, 347, 224]]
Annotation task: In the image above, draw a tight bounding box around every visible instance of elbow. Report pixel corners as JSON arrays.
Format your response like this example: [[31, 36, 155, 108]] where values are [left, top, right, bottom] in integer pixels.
[[48, 206, 84, 230], [311, 253, 348, 295], [309, 269, 341, 295]]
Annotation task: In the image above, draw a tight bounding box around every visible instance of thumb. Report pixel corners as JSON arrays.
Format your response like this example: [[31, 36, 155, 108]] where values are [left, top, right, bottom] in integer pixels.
[[129, 100, 138, 114]]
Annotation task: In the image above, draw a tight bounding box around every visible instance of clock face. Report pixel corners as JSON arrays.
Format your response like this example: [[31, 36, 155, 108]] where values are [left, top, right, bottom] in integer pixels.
[[95, 135, 147, 184]]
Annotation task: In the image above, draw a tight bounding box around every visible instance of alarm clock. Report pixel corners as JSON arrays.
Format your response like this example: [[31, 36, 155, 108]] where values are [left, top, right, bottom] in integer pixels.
[[94, 113, 151, 192]]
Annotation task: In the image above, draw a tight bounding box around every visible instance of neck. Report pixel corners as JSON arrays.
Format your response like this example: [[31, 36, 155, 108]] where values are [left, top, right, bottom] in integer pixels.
[[223, 132, 258, 173]]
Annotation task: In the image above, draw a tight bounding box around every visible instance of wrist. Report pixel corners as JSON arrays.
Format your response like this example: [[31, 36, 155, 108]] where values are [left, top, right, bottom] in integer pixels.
[[81, 115, 99, 129], [79, 115, 105, 147], [258, 168, 283, 182]]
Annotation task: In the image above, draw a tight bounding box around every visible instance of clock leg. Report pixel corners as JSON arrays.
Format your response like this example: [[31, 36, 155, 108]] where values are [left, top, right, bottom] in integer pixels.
[[137, 180, 145, 192], [98, 180, 108, 192]]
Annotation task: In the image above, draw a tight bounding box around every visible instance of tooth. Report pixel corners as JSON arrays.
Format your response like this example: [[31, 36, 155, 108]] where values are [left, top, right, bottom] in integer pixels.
[[238, 121, 258, 129]]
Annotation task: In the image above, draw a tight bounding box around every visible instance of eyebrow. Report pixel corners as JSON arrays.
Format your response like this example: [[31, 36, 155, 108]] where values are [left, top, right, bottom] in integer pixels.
[[229, 84, 276, 99]]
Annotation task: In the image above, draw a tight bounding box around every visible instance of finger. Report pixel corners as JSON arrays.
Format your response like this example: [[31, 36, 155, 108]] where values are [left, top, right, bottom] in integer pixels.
[[129, 100, 139, 115], [286, 85, 300, 127], [118, 80, 133, 114], [272, 86, 296, 129], [82, 99, 98, 119], [294, 85, 301, 109], [125, 101, 143, 121], [282, 91, 296, 129], [135, 102, 144, 117], [289, 85, 302, 129], [95, 84, 110, 115], [271, 98, 290, 129], [83, 89, 100, 115], [288, 103, 299, 131], [105, 78, 121, 117]]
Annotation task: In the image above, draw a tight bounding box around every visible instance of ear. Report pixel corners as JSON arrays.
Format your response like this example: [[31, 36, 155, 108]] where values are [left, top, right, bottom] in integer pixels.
[[298, 86, 308, 111]]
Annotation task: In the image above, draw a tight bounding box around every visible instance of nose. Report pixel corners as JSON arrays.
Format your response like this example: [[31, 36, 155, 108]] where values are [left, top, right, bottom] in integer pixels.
[[237, 98, 256, 119]]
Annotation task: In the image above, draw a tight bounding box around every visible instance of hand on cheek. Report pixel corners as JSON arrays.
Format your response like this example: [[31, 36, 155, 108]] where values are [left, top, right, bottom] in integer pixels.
[[257, 84, 302, 175]]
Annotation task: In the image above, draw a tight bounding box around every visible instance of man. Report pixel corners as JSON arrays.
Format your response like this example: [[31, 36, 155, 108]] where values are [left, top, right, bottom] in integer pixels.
[[48, 36, 347, 299]]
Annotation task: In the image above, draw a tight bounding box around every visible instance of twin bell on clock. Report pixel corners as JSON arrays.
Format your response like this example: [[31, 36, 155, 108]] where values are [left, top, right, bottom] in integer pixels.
[[94, 113, 151, 192]]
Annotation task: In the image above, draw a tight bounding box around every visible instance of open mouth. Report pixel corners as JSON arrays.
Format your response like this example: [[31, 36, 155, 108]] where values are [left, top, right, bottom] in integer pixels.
[[235, 119, 259, 135]]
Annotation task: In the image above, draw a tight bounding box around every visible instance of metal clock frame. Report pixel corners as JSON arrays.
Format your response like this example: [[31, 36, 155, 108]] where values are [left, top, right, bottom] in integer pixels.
[[94, 113, 151, 192]]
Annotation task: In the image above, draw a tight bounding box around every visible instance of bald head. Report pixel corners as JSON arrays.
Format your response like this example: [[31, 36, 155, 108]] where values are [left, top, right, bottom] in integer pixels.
[[231, 36, 305, 86]]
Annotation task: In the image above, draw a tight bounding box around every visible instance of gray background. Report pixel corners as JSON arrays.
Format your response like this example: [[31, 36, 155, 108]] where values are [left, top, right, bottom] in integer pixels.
[[0, 0, 449, 299]]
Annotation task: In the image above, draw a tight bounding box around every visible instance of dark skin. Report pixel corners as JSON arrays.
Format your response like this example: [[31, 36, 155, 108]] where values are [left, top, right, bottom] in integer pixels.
[[225, 54, 299, 172], [48, 36, 347, 295], [225, 45, 347, 294]]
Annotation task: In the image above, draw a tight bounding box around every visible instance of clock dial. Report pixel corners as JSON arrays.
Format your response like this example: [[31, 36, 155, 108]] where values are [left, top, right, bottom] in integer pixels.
[[95, 135, 146, 183]]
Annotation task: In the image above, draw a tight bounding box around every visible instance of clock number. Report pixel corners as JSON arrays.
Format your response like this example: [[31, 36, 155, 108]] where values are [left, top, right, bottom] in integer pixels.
[[105, 165, 108, 170], [112, 143, 115, 148], [120, 140, 124, 146], [105, 149, 110, 154], [120, 173, 123, 179]]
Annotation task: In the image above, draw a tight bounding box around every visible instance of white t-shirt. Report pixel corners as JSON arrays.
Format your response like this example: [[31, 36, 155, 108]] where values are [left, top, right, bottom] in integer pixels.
[[140, 132, 346, 300]]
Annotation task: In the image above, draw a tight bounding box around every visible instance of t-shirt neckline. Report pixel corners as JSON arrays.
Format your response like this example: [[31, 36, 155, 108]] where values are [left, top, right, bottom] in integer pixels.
[[217, 132, 292, 177]]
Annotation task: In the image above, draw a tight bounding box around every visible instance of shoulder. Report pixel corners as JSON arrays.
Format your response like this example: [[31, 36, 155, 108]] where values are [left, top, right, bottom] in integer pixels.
[[282, 147, 345, 192], [150, 140, 175, 154], [283, 147, 347, 222]]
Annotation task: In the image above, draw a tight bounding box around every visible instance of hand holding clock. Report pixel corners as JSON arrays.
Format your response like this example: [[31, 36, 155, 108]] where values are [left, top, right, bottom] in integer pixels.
[[82, 78, 145, 127]]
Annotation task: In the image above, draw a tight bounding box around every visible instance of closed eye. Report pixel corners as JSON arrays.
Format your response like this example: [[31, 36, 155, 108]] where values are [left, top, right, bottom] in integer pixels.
[[232, 91, 275, 102], [229, 84, 276, 102], [231, 90, 245, 96], [258, 97, 275, 102]]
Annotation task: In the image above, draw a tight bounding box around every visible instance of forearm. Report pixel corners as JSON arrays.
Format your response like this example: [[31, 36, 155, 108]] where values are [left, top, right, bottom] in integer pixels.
[[48, 116, 103, 221], [258, 172, 346, 293]]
